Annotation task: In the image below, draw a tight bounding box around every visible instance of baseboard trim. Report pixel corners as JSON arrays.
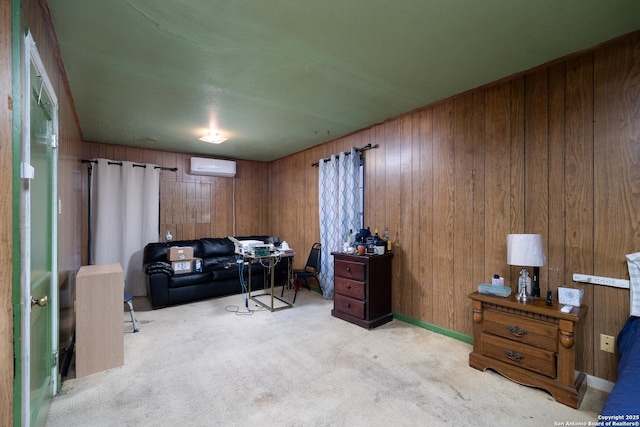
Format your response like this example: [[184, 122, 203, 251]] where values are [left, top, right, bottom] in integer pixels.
[[393, 313, 473, 345], [587, 374, 614, 393], [392, 313, 615, 393]]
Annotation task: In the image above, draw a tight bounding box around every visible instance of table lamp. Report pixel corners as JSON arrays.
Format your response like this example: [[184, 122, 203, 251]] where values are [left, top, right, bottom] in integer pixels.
[[507, 234, 545, 302]]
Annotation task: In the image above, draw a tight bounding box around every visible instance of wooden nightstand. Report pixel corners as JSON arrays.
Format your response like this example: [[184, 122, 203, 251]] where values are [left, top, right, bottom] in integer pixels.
[[468, 291, 587, 409], [331, 252, 393, 329]]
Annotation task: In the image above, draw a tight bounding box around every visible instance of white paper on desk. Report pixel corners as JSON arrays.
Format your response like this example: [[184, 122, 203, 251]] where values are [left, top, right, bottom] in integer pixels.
[[281, 241, 290, 250]]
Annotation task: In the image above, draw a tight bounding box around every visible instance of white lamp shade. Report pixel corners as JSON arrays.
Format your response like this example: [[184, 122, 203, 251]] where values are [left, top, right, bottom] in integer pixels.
[[507, 234, 545, 267]]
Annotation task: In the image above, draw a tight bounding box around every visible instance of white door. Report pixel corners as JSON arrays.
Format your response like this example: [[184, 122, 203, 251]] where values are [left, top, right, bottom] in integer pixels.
[[20, 31, 59, 427]]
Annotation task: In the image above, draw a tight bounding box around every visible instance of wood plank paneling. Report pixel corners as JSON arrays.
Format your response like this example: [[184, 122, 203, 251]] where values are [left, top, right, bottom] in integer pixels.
[[524, 69, 549, 237], [471, 92, 486, 289], [564, 54, 594, 374], [385, 119, 403, 313], [453, 94, 476, 333], [9, 0, 88, 417], [417, 108, 434, 323], [593, 34, 640, 380], [0, 0, 13, 418], [10, 7, 640, 408], [83, 144, 270, 243], [431, 101, 455, 329], [509, 78, 526, 283], [270, 32, 639, 381], [484, 83, 512, 285], [409, 111, 422, 318], [547, 62, 566, 301], [398, 114, 413, 316]]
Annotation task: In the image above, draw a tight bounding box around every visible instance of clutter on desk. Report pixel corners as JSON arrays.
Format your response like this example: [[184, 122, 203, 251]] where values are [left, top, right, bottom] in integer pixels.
[[342, 226, 391, 255], [279, 241, 294, 254]]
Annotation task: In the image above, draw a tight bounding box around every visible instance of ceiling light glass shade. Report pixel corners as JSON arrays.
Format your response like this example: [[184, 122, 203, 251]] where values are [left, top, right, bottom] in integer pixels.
[[506, 234, 545, 266], [198, 132, 228, 144]]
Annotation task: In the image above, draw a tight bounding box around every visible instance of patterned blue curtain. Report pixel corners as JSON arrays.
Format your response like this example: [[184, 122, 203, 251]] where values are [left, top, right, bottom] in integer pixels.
[[318, 147, 361, 299]]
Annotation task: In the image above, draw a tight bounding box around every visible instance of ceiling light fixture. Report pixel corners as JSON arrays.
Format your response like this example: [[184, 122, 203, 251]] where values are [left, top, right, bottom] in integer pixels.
[[198, 131, 228, 144]]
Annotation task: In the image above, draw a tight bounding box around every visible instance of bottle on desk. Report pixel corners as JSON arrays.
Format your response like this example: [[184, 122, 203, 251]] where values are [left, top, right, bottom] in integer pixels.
[[383, 227, 392, 252]]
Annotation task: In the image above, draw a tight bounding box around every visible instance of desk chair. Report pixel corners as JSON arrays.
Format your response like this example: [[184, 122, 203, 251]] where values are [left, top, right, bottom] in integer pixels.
[[291, 243, 321, 302], [124, 291, 139, 332]]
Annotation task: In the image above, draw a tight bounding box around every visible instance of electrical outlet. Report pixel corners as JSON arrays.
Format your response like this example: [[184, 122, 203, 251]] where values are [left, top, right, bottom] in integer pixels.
[[600, 334, 615, 353]]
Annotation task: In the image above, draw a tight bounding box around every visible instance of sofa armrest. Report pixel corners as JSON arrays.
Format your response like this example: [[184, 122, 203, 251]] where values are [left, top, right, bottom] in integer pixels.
[[144, 261, 174, 277], [147, 272, 170, 308]]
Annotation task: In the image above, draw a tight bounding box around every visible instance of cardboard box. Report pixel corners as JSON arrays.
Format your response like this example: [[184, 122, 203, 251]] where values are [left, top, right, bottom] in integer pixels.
[[171, 260, 193, 275], [167, 246, 194, 261]]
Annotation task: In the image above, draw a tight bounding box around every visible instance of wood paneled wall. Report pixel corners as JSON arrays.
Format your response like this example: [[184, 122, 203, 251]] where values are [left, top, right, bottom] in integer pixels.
[[5, 8, 639, 421], [1, 0, 13, 420], [0, 0, 87, 421], [81, 143, 271, 256], [269, 33, 640, 381]]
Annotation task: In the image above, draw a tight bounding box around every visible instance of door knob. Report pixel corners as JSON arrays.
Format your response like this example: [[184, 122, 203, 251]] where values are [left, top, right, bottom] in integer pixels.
[[31, 295, 48, 307]]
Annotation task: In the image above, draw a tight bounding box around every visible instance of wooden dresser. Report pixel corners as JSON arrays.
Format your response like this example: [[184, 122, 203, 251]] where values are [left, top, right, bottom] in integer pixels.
[[468, 291, 587, 408], [331, 252, 393, 329]]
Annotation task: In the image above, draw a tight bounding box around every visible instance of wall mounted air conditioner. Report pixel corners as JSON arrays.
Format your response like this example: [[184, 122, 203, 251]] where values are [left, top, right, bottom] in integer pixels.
[[190, 157, 236, 177]]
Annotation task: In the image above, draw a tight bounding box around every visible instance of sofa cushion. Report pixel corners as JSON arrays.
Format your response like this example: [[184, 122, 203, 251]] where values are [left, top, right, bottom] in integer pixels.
[[212, 269, 239, 281], [203, 255, 237, 272], [168, 271, 213, 289], [201, 237, 235, 258]]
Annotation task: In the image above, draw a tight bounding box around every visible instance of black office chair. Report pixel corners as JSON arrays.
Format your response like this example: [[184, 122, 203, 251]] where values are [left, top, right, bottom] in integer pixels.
[[292, 243, 321, 301]]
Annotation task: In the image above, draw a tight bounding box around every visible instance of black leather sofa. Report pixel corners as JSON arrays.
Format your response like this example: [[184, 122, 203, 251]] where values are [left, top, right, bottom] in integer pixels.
[[143, 236, 287, 309]]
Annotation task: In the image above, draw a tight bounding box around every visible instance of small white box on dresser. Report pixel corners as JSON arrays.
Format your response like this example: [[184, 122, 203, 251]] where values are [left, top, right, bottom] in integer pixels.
[[558, 287, 584, 306]]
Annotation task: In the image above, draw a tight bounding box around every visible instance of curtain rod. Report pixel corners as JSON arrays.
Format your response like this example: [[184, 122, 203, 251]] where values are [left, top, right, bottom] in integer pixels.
[[81, 159, 178, 172], [311, 143, 378, 167]]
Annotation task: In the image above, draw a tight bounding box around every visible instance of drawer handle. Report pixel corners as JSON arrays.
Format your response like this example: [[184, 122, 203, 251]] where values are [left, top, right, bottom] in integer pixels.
[[508, 325, 528, 338], [346, 267, 351, 272], [504, 349, 524, 362], [347, 285, 352, 289], [346, 303, 351, 308]]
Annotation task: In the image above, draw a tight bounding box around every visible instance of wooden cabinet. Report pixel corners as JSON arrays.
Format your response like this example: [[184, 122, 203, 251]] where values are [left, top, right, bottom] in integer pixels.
[[75, 263, 124, 378], [468, 291, 587, 408], [331, 252, 393, 329]]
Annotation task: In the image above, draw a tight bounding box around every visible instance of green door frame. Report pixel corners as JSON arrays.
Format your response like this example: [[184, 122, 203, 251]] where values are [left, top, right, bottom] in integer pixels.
[[12, 1, 23, 424], [13, 25, 61, 426]]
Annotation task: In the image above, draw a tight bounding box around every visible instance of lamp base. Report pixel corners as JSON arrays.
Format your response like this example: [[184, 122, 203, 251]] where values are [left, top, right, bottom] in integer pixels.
[[516, 267, 532, 302], [516, 286, 531, 302]]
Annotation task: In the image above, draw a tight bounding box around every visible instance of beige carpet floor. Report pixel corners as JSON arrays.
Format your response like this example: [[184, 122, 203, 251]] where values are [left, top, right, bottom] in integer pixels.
[[46, 288, 608, 427]]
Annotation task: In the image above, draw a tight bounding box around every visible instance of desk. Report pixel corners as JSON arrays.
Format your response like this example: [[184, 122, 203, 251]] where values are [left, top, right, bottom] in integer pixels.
[[247, 251, 295, 311]]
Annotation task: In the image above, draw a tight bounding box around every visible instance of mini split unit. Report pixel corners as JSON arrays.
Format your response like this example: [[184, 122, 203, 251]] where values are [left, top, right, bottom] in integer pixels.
[[189, 157, 236, 177]]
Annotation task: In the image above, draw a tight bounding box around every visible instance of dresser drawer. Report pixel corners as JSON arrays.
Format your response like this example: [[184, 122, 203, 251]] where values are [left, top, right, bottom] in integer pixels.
[[335, 277, 365, 300], [334, 259, 366, 281], [480, 332, 556, 378], [334, 294, 365, 319], [483, 309, 558, 352]]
